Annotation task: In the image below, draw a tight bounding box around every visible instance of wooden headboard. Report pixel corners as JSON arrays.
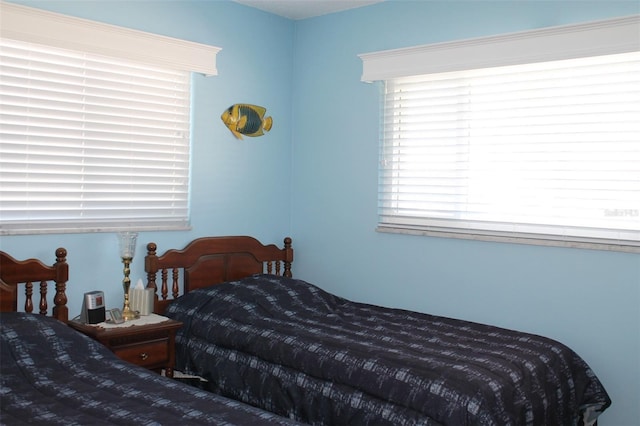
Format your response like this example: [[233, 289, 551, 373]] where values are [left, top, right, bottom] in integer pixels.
[[0, 248, 69, 322], [145, 236, 293, 314]]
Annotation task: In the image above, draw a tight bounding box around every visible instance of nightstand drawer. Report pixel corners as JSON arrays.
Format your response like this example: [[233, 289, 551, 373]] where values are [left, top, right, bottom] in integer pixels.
[[113, 340, 168, 367]]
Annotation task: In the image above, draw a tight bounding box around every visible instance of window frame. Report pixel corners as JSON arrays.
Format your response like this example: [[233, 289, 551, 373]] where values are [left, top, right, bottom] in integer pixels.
[[0, 2, 220, 235], [360, 15, 640, 253]]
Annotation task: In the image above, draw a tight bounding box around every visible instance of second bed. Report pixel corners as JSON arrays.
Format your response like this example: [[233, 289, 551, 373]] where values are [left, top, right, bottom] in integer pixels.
[[145, 236, 611, 426]]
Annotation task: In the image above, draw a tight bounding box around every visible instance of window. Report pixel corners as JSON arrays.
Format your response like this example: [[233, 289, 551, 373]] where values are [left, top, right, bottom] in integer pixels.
[[360, 15, 640, 252], [0, 2, 220, 235], [1, 39, 191, 233]]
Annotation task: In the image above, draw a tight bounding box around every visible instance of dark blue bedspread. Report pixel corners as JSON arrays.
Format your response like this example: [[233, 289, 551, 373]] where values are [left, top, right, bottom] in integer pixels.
[[166, 274, 611, 426], [0, 312, 301, 426]]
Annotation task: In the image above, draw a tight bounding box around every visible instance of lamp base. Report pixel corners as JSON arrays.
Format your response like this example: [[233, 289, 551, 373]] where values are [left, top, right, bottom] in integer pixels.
[[122, 306, 140, 321], [120, 252, 138, 322]]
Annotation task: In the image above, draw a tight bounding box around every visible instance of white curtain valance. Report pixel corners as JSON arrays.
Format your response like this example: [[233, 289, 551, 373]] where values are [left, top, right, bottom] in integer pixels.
[[0, 1, 221, 76], [359, 15, 640, 82]]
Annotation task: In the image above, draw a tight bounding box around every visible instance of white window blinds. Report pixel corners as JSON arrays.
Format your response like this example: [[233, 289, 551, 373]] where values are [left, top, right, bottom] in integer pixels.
[[361, 15, 640, 251], [0, 38, 191, 234], [380, 52, 640, 245]]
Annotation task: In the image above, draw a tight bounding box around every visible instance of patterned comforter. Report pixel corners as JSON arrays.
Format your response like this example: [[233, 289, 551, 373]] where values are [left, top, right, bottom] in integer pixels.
[[0, 312, 301, 426], [166, 274, 611, 426]]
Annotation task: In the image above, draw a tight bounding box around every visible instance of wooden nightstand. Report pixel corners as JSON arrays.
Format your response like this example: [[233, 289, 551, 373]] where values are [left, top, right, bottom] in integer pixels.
[[68, 316, 183, 378]]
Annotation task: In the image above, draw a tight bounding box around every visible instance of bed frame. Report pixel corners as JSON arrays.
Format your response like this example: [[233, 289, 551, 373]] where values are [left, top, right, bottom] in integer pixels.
[[145, 236, 293, 314], [0, 248, 69, 322]]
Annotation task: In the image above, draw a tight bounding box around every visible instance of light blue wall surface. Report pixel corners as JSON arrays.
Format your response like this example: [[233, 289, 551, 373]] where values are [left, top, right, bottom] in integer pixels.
[[289, 2, 640, 425], [1, 1, 639, 425]]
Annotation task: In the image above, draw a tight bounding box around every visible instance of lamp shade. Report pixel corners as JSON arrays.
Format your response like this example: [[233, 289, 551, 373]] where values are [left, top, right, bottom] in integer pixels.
[[117, 232, 138, 258]]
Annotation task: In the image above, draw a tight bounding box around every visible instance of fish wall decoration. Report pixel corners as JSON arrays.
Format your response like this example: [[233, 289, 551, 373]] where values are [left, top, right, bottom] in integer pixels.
[[221, 104, 273, 139]]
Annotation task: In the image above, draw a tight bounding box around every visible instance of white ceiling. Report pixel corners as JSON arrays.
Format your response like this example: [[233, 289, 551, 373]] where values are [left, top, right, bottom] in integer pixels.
[[233, 0, 384, 20]]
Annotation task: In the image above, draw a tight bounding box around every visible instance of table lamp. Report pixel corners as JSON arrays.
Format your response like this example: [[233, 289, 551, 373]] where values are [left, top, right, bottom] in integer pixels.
[[117, 231, 138, 321]]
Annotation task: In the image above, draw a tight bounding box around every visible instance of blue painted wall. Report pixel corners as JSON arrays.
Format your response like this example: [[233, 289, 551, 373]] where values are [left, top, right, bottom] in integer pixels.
[[2, 1, 639, 424], [289, 2, 640, 425]]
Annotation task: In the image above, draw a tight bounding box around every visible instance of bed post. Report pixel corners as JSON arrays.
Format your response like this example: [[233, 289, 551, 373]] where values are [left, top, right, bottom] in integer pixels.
[[52, 248, 69, 322], [145, 242, 159, 304], [283, 237, 293, 278]]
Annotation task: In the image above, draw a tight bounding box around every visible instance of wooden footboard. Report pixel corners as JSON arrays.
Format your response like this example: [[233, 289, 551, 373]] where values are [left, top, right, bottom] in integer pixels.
[[0, 248, 69, 322], [145, 236, 293, 314]]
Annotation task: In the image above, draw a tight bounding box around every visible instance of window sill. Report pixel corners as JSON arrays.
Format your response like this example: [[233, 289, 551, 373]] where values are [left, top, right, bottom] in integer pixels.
[[376, 225, 640, 254]]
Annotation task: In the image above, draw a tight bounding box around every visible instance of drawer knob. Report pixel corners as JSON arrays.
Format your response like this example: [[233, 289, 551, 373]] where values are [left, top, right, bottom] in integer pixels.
[[140, 352, 148, 360]]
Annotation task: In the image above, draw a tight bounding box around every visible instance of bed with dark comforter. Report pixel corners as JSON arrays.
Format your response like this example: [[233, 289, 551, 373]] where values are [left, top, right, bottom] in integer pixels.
[[165, 274, 611, 426], [0, 312, 301, 425]]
